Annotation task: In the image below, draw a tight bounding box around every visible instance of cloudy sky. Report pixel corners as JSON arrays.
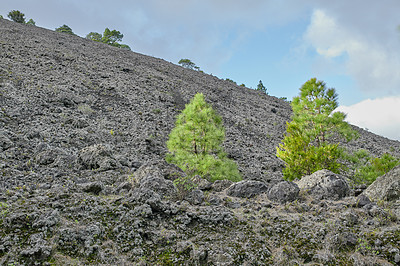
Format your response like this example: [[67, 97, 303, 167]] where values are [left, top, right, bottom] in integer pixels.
[[2, 0, 400, 140]]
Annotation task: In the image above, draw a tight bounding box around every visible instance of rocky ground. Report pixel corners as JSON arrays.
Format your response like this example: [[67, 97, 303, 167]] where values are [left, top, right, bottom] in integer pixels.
[[1, 19, 400, 265]]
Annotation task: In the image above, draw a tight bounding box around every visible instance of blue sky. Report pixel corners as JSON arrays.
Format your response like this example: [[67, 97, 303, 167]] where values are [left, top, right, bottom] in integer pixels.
[[2, 0, 400, 141]]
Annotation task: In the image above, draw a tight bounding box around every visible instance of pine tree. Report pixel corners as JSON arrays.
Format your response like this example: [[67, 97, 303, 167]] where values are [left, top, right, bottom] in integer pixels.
[[56, 25, 75, 35], [166, 93, 241, 182], [277, 78, 358, 181], [178, 59, 200, 70], [8, 10, 26, 23], [256, 80, 267, 94], [26, 19, 36, 25], [86, 28, 131, 50]]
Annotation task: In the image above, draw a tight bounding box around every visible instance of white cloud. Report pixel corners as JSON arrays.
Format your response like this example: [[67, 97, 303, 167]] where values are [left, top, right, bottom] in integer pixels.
[[304, 8, 400, 95], [336, 97, 400, 141]]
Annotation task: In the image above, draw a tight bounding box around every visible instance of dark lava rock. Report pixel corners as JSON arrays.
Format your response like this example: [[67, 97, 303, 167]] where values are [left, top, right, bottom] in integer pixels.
[[192, 175, 212, 190], [185, 189, 204, 205], [353, 194, 372, 208], [268, 181, 299, 203], [139, 175, 177, 198], [82, 181, 104, 195], [0, 131, 13, 151], [212, 179, 234, 192], [226, 180, 269, 198]]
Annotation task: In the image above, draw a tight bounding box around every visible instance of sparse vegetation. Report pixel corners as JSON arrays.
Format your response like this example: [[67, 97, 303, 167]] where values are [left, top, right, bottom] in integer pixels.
[[56, 24, 75, 35], [26, 19, 35, 25], [7, 10, 35, 25], [225, 78, 236, 84], [178, 59, 200, 70], [256, 80, 267, 94], [86, 28, 131, 50], [166, 93, 241, 183], [348, 151, 400, 184], [8, 10, 26, 23], [277, 78, 358, 181]]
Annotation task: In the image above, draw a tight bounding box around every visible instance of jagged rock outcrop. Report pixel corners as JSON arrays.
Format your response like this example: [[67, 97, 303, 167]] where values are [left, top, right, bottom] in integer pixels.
[[77, 144, 119, 170], [296, 169, 350, 200], [362, 165, 400, 201], [1, 19, 400, 265]]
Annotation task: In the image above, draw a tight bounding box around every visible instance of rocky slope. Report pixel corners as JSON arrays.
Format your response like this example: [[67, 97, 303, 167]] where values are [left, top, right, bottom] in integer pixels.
[[1, 19, 400, 265]]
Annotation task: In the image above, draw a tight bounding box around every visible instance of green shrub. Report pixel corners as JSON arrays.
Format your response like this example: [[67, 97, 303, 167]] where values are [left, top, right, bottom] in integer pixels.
[[353, 153, 400, 184], [166, 93, 241, 183]]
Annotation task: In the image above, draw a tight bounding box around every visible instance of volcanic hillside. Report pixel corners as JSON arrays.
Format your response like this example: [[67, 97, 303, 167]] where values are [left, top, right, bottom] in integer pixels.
[[1, 18, 400, 265], [1, 19, 399, 185]]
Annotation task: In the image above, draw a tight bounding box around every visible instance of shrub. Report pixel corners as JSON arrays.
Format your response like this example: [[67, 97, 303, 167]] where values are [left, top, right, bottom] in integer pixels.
[[353, 153, 400, 184]]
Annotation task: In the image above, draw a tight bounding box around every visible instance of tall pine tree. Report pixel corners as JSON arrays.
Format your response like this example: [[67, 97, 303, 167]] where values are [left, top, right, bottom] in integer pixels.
[[277, 78, 358, 181]]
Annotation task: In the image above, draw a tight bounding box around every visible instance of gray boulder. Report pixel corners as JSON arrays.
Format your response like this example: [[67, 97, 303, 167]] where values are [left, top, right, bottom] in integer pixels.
[[129, 160, 185, 185], [82, 181, 104, 195], [128, 161, 178, 198], [268, 181, 299, 203], [77, 144, 118, 171], [296, 170, 350, 200], [353, 194, 372, 208], [139, 176, 177, 198], [35, 148, 66, 166], [185, 189, 204, 205], [212, 179, 234, 192], [226, 180, 269, 198], [362, 165, 400, 201], [191, 175, 212, 190], [0, 131, 13, 152]]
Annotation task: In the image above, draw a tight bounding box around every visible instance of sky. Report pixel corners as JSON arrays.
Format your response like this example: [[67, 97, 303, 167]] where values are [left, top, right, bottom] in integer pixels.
[[2, 0, 400, 141]]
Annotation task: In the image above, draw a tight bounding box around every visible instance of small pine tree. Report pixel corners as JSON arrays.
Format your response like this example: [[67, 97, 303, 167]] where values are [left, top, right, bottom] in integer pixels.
[[277, 78, 358, 181], [8, 10, 26, 23], [166, 93, 241, 183], [56, 24, 75, 35], [178, 59, 200, 70], [26, 19, 36, 25], [102, 28, 123, 46], [256, 80, 267, 94], [86, 28, 130, 50], [86, 32, 103, 42]]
